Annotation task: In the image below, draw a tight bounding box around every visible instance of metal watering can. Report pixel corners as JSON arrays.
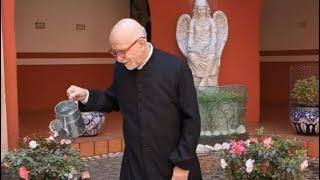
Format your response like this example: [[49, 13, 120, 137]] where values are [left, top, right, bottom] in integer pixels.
[[49, 100, 86, 138]]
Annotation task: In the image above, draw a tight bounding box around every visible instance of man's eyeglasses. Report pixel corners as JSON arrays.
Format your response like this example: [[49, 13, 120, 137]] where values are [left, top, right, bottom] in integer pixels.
[[109, 37, 146, 57]]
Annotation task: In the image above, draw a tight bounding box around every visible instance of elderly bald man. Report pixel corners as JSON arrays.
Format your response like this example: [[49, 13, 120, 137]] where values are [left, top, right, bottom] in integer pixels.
[[67, 18, 202, 180]]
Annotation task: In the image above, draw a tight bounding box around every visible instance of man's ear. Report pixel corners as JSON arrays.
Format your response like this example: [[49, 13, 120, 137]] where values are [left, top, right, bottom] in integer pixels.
[[138, 38, 147, 49], [138, 38, 146, 46]]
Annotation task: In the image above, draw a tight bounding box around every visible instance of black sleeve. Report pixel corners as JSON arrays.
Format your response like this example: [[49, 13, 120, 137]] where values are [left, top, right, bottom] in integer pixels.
[[78, 83, 119, 113], [168, 62, 201, 170]]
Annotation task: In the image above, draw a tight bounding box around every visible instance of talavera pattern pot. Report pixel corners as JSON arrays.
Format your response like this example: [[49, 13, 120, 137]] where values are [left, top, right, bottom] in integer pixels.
[[289, 106, 319, 135], [81, 112, 105, 136]]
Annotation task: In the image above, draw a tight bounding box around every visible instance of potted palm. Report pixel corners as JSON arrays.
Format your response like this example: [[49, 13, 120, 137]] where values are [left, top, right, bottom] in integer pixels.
[[290, 76, 319, 135]]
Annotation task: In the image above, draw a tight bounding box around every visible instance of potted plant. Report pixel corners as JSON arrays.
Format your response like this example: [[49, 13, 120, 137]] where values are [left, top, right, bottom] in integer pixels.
[[1, 133, 90, 179], [290, 76, 319, 135], [212, 127, 309, 179]]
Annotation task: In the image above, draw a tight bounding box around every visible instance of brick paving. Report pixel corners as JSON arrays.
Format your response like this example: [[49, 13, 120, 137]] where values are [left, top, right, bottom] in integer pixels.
[[85, 153, 319, 180]]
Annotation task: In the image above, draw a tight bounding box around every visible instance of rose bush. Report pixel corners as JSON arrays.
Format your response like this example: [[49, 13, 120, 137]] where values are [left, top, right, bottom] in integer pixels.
[[1, 133, 88, 180], [214, 128, 308, 180]]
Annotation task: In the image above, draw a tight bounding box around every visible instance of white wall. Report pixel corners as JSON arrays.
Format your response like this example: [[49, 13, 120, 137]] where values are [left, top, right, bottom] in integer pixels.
[[260, 0, 319, 50], [260, 0, 319, 62], [15, 0, 130, 52]]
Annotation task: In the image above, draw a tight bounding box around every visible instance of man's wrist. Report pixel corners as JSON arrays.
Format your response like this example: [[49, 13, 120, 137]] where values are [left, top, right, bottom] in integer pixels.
[[81, 90, 89, 104]]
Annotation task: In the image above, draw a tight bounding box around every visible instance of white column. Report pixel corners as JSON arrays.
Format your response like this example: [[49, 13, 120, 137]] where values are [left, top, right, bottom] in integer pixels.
[[1, 18, 9, 160]]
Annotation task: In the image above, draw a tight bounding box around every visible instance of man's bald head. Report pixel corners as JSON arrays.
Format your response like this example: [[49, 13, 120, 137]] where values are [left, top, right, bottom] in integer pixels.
[[109, 18, 147, 47]]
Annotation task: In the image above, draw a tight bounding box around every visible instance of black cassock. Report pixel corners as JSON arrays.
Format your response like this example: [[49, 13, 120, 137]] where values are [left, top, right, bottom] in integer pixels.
[[79, 48, 202, 180]]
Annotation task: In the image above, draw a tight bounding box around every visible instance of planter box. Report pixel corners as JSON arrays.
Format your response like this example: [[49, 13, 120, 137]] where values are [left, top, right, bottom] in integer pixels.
[[197, 85, 247, 140]]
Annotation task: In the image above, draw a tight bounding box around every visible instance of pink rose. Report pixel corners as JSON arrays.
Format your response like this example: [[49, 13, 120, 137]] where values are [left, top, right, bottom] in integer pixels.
[[263, 137, 272, 149], [81, 171, 90, 179], [300, 160, 308, 170], [2, 162, 10, 168], [49, 131, 59, 138], [22, 136, 30, 144], [19, 166, 29, 180], [60, 139, 72, 145], [230, 140, 246, 155]]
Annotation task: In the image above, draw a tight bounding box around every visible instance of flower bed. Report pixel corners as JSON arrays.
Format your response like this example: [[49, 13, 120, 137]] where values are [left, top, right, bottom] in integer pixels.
[[1, 133, 89, 179], [199, 128, 309, 179]]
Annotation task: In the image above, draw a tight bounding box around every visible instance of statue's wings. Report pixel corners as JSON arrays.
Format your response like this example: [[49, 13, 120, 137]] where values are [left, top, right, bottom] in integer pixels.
[[213, 11, 228, 66], [176, 14, 191, 57]]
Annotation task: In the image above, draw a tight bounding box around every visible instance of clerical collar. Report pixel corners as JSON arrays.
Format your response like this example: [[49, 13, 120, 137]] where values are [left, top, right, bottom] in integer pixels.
[[137, 42, 153, 70]]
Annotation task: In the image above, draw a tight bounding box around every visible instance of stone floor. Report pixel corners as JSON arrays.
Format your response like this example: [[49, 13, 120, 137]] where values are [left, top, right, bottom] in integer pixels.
[[85, 152, 319, 180]]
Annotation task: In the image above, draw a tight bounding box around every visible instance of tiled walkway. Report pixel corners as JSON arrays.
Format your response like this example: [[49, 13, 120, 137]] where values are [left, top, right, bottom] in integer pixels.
[[85, 153, 319, 180]]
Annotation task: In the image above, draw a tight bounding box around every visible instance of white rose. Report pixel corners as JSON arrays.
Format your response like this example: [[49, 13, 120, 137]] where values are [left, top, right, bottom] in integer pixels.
[[68, 173, 73, 179], [222, 142, 230, 150], [29, 140, 38, 149], [213, 143, 223, 151], [300, 160, 308, 170], [220, 159, 227, 169], [70, 168, 77, 174], [53, 132, 59, 138], [244, 139, 251, 146], [60, 139, 65, 145], [64, 139, 72, 145], [46, 135, 55, 142], [245, 159, 254, 173]]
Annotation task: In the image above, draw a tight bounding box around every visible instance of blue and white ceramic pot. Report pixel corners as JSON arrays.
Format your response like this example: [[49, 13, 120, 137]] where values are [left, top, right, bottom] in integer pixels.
[[81, 112, 105, 136], [289, 106, 319, 135]]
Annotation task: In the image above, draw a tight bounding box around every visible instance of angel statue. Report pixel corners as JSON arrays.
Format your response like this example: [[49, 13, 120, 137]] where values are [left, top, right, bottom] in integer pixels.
[[176, 0, 228, 86]]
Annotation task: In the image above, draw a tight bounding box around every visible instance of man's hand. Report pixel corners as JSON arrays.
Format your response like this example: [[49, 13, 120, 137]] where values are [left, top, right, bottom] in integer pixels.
[[66, 85, 88, 102], [171, 166, 189, 180]]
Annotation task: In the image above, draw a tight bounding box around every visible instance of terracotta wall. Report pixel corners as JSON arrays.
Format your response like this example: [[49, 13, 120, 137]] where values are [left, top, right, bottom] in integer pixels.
[[15, 0, 129, 112], [17, 64, 114, 112], [261, 62, 319, 106], [1, 18, 9, 151], [149, 0, 263, 124], [18, 0, 263, 125], [2, 0, 19, 148]]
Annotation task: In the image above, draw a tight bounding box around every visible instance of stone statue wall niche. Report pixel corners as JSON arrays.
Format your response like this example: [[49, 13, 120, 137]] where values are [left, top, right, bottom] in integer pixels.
[[176, 0, 228, 87], [176, 0, 248, 144]]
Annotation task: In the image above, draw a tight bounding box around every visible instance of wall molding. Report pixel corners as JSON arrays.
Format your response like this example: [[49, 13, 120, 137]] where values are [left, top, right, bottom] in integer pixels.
[[260, 49, 319, 56], [16, 52, 116, 65], [17, 52, 113, 58], [17, 58, 116, 65], [260, 55, 319, 62]]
